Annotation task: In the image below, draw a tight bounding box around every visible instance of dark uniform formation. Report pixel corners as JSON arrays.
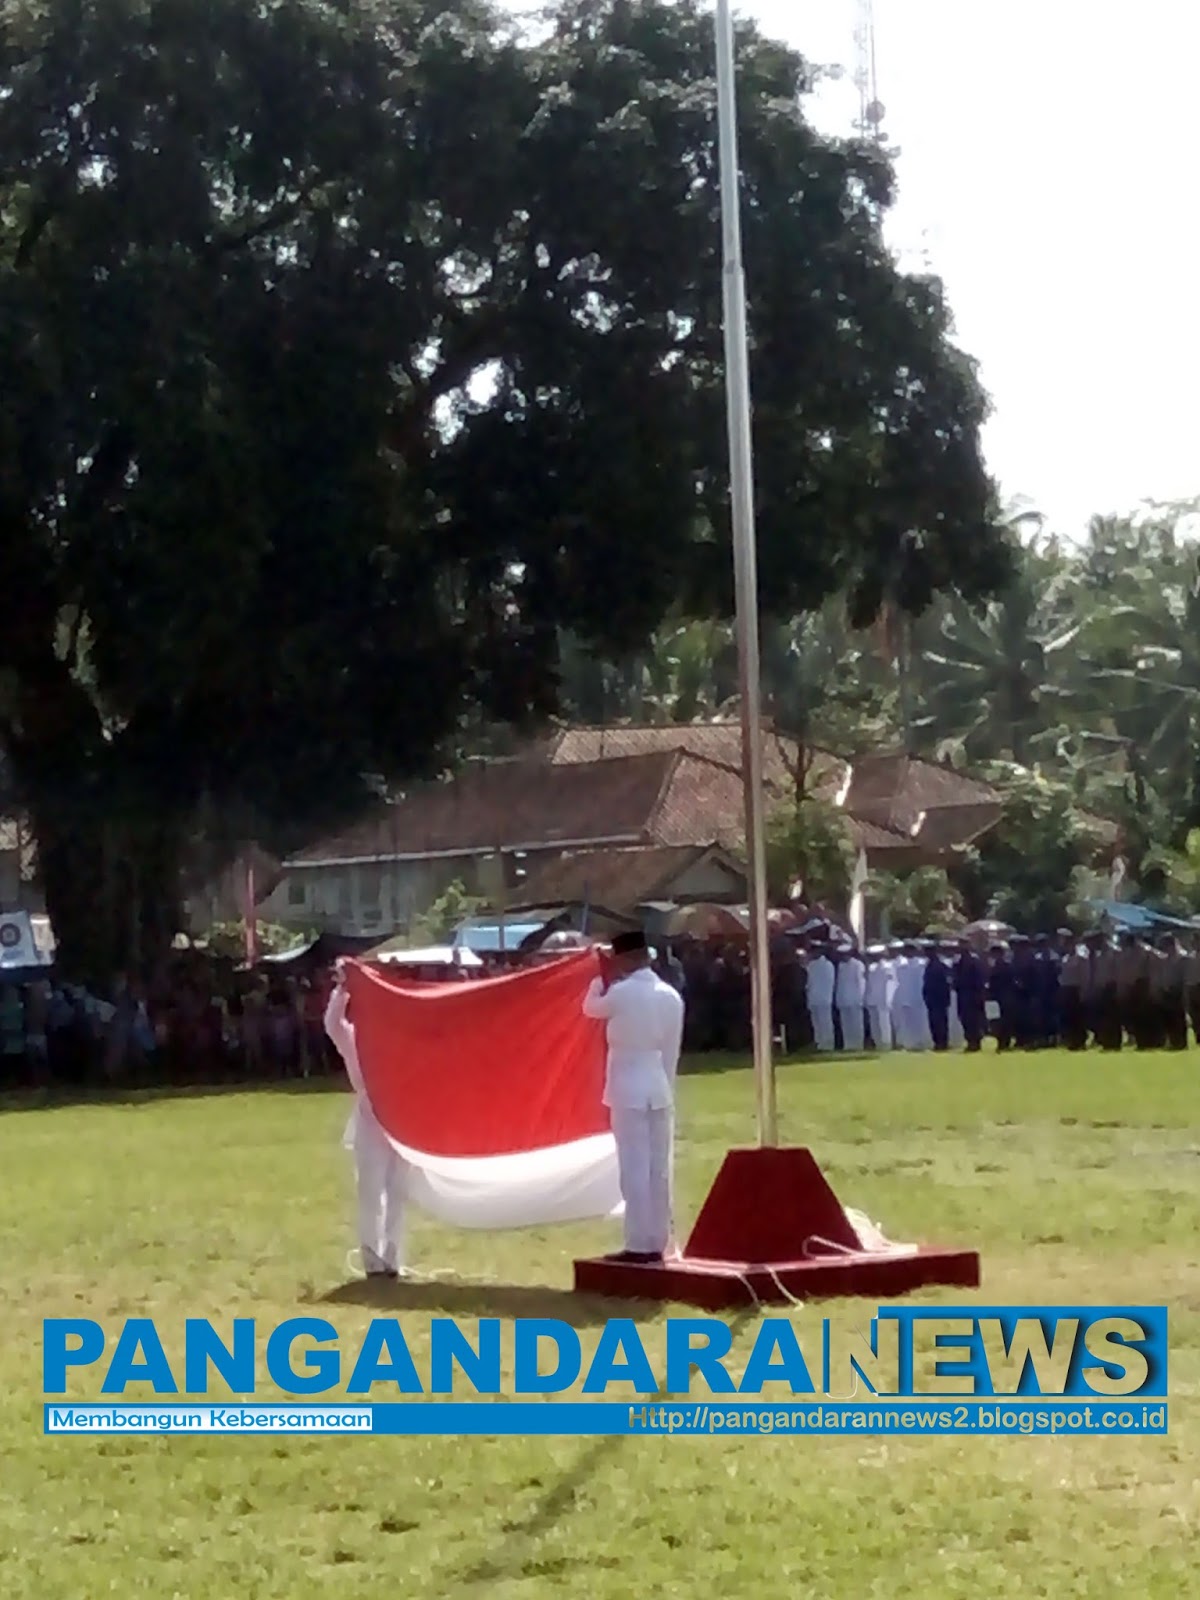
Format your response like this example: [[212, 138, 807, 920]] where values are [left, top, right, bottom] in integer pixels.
[[947, 929, 1194, 1053], [668, 927, 1200, 1055], [1053, 930, 1195, 1052]]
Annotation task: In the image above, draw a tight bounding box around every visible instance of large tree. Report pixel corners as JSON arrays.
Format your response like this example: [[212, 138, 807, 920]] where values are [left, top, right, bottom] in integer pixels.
[[0, 0, 1006, 975]]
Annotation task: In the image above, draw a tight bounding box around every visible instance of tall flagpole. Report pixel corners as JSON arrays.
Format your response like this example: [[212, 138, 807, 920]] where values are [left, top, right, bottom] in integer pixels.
[[715, 0, 776, 1146]]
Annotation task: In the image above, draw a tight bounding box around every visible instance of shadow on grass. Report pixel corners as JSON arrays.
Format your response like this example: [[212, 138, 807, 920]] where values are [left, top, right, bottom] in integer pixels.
[[0, 1074, 347, 1115], [682, 1050, 811, 1077], [683, 1049, 888, 1076], [440, 1308, 759, 1589], [318, 1277, 662, 1328]]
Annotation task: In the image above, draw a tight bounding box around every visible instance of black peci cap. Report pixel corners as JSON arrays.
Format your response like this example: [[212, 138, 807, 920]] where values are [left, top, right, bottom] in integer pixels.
[[611, 931, 648, 956]]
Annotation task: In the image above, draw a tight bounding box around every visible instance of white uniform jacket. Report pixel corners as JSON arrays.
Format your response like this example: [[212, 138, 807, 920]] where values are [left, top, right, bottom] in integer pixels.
[[582, 968, 685, 1111]]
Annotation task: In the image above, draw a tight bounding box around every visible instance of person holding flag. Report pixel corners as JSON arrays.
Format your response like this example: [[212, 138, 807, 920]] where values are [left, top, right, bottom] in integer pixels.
[[325, 961, 408, 1279], [583, 930, 685, 1264]]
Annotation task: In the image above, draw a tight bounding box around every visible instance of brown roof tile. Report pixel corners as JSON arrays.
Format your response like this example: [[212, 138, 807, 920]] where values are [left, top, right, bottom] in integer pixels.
[[840, 754, 1000, 836], [649, 753, 752, 848], [847, 817, 917, 852], [512, 844, 744, 912], [286, 733, 1003, 871], [539, 723, 847, 799], [850, 752, 1000, 807], [908, 803, 1003, 852], [287, 753, 680, 865]]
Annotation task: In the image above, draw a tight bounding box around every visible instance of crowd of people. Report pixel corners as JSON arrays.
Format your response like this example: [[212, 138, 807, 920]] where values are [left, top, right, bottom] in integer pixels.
[[1, 921, 1196, 1089], [0, 946, 565, 1088], [0, 962, 340, 1088], [671, 926, 1200, 1055]]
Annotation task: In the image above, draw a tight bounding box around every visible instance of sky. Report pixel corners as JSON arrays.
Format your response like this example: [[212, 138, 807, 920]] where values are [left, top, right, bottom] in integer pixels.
[[745, 0, 1200, 537]]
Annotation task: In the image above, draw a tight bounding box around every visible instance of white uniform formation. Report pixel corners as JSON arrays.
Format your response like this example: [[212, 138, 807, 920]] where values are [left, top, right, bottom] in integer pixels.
[[804, 944, 966, 1053]]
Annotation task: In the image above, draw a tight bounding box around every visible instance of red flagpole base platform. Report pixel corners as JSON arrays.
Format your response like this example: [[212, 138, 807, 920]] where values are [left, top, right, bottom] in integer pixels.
[[573, 1147, 981, 1311]]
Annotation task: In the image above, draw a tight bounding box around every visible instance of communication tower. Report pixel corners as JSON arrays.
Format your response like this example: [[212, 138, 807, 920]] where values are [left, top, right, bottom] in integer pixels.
[[853, 0, 886, 145]]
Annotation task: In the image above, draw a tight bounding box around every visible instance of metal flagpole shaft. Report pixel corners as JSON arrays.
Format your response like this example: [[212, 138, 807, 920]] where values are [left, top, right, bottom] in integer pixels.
[[714, 0, 776, 1146]]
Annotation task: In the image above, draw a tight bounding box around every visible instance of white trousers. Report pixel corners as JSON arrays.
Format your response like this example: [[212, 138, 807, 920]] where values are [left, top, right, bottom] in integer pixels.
[[810, 1003, 835, 1051], [838, 1004, 865, 1052], [948, 994, 965, 1048], [353, 1113, 406, 1273], [610, 1104, 674, 1254], [893, 1003, 926, 1051], [868, 1005, 893, 1050]]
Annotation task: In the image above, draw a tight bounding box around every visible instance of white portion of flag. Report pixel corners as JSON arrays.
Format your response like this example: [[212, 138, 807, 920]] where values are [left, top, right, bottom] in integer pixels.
[[329, 989, 622, 1230], [385, 1133, 622, 1230]]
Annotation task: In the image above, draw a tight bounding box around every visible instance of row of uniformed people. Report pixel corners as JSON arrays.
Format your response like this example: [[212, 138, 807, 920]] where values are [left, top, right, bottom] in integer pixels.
[[805, 931, 1199, 1054], [674, 938, 987, 1053], [1058, 930, 1198, 1051], [674, 929, 1200, 1055], [804, 939, 995, 1053]]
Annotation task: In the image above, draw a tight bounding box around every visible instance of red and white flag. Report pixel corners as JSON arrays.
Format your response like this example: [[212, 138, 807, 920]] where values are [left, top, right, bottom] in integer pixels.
[[330, 953, 621, 1229]]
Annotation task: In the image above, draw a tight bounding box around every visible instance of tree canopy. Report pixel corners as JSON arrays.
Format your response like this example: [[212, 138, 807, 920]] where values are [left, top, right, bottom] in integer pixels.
[[0, 0, 1006, 973], [575, 502, 1200, 924]]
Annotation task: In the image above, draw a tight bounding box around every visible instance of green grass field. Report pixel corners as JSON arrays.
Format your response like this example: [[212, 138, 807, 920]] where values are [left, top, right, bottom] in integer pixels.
[[1, 1049, 1196, 1598]]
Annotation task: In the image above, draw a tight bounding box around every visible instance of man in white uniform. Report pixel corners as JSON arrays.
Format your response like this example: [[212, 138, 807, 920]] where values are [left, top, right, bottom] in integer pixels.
[[864, 946, 894, 1050], [805, 944, 836, 1051], [583, 930, 684, 1263], [886, 941, 906, 1047], [835, 945, 866, 1052], [325, 964, 407, 1279], [892, 941, 928, 1051]]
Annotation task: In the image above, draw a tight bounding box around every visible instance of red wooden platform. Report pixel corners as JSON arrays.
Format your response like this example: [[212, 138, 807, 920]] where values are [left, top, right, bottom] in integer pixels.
[[573, 1147, 982, 1310]]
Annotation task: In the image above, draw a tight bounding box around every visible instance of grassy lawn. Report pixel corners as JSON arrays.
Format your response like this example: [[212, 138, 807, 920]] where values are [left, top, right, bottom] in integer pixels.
[[1, 1048, 1197, 1598]]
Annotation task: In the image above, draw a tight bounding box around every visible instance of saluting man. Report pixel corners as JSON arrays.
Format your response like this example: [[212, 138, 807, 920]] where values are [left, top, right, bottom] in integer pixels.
[[583, 930, 685, 1264]]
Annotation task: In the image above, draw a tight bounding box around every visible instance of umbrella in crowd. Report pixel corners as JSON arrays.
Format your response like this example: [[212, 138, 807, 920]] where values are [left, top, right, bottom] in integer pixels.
[[663, 903, 746, 940], [539, 930, 593, 951], [961, 919, 1015, 946]]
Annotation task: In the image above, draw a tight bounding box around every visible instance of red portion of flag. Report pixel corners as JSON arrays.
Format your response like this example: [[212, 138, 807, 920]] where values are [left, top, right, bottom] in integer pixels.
[[344, 952, 609, 1157]]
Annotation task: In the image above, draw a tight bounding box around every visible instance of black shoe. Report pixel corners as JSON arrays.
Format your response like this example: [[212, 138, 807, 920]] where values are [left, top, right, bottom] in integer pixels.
[[365, 1268, 399, 1280], [628, 1251, 663, 1265]]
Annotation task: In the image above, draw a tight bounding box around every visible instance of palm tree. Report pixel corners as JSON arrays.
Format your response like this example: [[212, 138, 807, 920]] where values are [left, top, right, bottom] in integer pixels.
[[916, 537, 1081, 763], [1087, 556, 1200, 812]]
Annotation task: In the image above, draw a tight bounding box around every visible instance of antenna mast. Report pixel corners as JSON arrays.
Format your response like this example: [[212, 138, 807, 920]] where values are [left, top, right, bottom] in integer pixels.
[[853, 0, 885, 146]]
